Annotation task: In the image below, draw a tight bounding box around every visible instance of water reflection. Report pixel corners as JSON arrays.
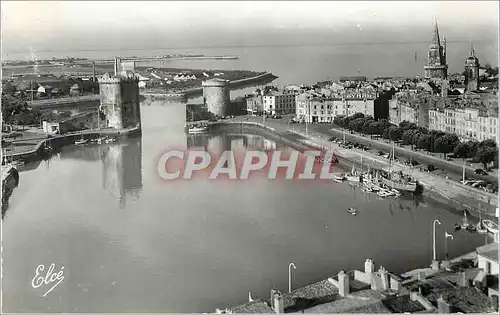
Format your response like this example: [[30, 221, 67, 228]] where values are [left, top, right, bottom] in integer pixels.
[[59, 137, 143, 208], [186, 132, 280, 154], [101, 137, 143, 208]]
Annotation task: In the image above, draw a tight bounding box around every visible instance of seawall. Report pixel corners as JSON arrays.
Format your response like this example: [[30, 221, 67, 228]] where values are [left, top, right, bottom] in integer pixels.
[[4, 127, 142, 163]]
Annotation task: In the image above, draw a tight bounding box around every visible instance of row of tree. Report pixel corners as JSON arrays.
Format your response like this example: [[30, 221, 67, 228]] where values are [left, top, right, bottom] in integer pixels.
[[333, 113, 498, 169]]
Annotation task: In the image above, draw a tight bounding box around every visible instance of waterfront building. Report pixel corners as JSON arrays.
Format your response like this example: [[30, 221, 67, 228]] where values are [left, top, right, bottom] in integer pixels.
[[424, 20, 448, 79], [429, 106, 499, 143], [296, 93, 335, 123], [262, 90, 296, 115], [465, 43, 481, 92], [297, 86, 384, 123], [389, 91, 436, 128], [246, 95, 263, 115], [476, 242, 499, 276]]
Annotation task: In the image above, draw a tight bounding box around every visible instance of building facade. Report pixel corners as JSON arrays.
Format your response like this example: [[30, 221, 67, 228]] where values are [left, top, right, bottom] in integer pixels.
[[429, 107, 498, 143], [246, 95, 263, 115], [424, 20, 448, 79], [262, 91, 296, 115]]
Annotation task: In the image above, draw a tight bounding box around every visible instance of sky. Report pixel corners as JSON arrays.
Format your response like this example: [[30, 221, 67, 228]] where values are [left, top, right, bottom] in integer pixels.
[[1, 1, 499, 54]]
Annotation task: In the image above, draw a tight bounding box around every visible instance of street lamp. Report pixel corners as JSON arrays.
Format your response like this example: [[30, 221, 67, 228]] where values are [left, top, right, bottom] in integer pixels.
[[432, 219, 441, 261], [444, 231, 454, 261], [289, 262, 297, 293]]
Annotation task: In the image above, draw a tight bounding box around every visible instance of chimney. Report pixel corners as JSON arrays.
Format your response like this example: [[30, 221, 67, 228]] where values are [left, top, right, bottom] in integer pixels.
[[365, 259, 375, 276], [417, 270, 426, 281], [457, 272, 467, 287], [437, 295, 450, 313], [491, 295, 499, 312], [338, 270, 350, 297], [273, 291, 284, 314], [270, 289, 277, 308], [379, 266, 389, 291]]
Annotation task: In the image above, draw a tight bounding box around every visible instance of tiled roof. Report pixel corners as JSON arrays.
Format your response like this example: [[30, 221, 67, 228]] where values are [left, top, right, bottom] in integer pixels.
[[476, 242, 499, 263], [229, 299, 274, 313], [426, 287, 495, 313], [382, 294, 427, 313], [304, 289, 391, 313], [282, 279, 339, 309]]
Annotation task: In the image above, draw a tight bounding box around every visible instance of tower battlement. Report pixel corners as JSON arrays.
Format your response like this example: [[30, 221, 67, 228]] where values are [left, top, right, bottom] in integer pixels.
[[98, 72, 141, 130], [98, 74, 139, 84]]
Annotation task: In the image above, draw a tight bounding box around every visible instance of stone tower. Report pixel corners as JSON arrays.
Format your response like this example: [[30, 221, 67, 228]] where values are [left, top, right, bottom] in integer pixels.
[[98, 71, 141, 130], [424, 19, 448, 79], [465, 42, 480, 92], [202, 78, 230, 117]]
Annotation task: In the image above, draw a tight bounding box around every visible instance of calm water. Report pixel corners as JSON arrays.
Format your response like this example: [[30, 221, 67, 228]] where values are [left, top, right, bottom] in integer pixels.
[[3, 100, 491, 313], [4, 39, 498, 87]]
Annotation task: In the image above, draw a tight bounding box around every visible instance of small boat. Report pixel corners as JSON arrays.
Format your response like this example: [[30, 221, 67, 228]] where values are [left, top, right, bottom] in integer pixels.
[[188, 126, 208, 134], [454, 224, 462, 231], [482, 220, 499, 234], [347, 207, 357, 215], [390, 189, 401, 196], [105, 138, 116, 144], [91, 137, 106, 144], [75, 138, 88, 145], [363, 187, 374, 193], [333, 174, 346, 181], [334, 179, 343, 184]]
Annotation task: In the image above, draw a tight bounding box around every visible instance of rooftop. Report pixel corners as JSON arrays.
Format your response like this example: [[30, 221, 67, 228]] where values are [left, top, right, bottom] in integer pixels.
[[476, 242, 499, 262], [229, 299, 274, 313], [426, 287, 495, 313]]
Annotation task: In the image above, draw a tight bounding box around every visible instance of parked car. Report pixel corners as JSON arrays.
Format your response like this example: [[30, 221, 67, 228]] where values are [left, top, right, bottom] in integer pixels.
[[427, 164, 436, 172], [474, 169, 488, 175]]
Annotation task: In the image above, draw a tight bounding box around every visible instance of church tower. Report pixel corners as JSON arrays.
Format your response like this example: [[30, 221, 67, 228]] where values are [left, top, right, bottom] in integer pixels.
[[424, 19, 448, 79], [465, 42, 480, 92]]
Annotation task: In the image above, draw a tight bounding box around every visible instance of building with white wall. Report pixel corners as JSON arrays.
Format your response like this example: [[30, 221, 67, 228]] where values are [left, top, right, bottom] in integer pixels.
[[263, 91, 296, 115], [429, 106, 498, 143]]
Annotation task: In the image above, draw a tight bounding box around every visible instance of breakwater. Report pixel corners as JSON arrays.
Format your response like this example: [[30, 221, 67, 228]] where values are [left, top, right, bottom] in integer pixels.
[[141, 72, 278, 101]]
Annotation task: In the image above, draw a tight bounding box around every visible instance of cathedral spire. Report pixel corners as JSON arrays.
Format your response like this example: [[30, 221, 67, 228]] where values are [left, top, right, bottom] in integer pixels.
[[432, 18, 441, 47], [469, 42, 475, 57]]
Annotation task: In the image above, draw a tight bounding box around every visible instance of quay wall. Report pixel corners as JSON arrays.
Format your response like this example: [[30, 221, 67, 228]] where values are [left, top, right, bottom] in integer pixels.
[[4, 127, 141, 162]]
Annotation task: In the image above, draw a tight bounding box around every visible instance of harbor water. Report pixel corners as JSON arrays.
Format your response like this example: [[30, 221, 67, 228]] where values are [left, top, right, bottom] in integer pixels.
[[2, 100, 491, 313]]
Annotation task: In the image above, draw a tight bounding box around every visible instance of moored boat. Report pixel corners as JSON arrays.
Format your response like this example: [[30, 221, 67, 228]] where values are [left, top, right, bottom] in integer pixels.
[[347, 207, 357, 215], [75, 138, 88, 145], [105, 137, 116, 144], [333, 174, 346, 181], [188, 126, 208, 134]]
